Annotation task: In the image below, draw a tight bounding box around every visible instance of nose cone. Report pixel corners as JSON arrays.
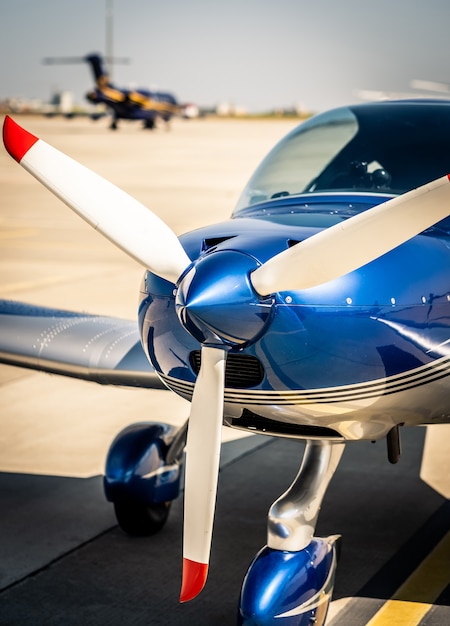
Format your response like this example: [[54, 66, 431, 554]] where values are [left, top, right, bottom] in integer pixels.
[[176, 250, 273, 346]]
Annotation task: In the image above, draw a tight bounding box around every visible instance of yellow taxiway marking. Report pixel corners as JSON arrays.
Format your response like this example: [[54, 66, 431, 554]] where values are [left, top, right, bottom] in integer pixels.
[[366, 531, 450, 625]]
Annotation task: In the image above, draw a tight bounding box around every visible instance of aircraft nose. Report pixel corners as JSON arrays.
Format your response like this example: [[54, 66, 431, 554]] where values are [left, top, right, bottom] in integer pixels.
[[175, 250, 274, 347]]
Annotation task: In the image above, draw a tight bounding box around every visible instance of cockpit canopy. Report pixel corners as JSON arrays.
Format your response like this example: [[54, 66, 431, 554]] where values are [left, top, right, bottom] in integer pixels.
[[235, 100, 450, 212]]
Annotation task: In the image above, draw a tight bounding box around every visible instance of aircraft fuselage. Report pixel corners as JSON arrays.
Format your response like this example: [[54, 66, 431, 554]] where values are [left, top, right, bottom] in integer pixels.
[[139, 193, 450, 442]]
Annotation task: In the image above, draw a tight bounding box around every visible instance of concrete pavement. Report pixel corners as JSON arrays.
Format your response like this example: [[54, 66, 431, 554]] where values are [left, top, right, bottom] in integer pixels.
[[0, 114, 449, 624]]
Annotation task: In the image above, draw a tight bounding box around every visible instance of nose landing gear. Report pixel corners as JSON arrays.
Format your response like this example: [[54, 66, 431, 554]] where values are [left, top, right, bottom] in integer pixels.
[[239, 441, 344, 626]]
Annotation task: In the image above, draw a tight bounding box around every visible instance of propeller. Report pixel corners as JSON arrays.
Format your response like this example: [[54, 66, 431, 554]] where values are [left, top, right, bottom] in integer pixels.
[[2, 115, 227, 602], [3, 116, 450, 603], [43, 56, 130, 65]]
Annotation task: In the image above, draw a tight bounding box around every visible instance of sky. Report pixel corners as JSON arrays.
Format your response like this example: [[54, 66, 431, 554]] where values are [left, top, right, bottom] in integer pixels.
[[1, 0, 450, 113]]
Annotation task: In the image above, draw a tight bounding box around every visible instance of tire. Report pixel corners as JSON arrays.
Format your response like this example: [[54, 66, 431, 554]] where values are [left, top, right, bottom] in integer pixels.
[[114, 500, 171, 536]]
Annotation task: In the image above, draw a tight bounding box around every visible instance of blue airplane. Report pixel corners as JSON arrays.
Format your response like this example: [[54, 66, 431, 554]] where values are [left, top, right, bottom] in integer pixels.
[[43, 53, 180, 130], [2, 99, 450, 625]]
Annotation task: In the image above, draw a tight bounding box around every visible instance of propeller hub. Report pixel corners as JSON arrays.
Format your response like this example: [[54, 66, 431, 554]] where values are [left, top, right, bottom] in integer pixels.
[[175, 250, 273, 347]]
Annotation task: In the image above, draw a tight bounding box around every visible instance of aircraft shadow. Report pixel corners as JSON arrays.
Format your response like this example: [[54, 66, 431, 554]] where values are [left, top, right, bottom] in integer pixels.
[[0, 430, 448, 625]]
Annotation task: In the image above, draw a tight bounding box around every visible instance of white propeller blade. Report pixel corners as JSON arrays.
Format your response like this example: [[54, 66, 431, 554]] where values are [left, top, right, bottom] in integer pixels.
[[251, 174, 450, 296], [2, 116, 190, 284], [180, 346, 226, 602]]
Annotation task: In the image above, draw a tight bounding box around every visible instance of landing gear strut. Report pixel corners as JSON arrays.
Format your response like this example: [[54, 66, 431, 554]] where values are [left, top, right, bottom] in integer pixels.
[[239, 440, 345, 626]]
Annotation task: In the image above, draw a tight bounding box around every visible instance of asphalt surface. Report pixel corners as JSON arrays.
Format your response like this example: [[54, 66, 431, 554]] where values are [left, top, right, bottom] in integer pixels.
[[0, 115, 449, 625], [0, 428, 449, 625]]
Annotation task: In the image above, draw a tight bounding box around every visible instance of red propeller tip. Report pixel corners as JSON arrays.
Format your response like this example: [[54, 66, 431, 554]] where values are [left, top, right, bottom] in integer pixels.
[[3, 116, 39, 163], [180, 558, 208, 603]]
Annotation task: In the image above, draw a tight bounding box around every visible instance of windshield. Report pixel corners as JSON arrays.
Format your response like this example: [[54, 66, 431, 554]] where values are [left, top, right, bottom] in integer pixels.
[[235, 101, 450, 211]]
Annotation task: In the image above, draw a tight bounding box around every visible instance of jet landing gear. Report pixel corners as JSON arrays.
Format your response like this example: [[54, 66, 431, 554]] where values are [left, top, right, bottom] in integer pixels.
[[103, 421, 187, 536], [239, 440, 345, 626], [143, 118, 156, 130]]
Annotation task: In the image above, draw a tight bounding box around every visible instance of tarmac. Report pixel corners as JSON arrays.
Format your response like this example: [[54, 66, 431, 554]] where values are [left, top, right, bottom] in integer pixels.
[[0, 114, 449, 625]]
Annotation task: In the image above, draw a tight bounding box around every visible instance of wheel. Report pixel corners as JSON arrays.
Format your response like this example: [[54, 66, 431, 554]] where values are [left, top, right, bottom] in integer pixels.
[[114, 499, 171, 536]]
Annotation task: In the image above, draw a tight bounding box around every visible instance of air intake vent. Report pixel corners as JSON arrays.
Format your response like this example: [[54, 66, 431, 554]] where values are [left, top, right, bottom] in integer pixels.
[[190, 351, 264, 388], [202, 236, 236, 251]]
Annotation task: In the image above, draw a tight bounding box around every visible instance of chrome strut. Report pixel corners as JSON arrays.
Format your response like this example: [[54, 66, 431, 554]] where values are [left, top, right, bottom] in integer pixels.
[[267, 440, 345, 551]]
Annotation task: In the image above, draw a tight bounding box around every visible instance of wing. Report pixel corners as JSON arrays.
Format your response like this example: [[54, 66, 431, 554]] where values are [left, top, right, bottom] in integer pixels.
[[0, 300, 165, 389]]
